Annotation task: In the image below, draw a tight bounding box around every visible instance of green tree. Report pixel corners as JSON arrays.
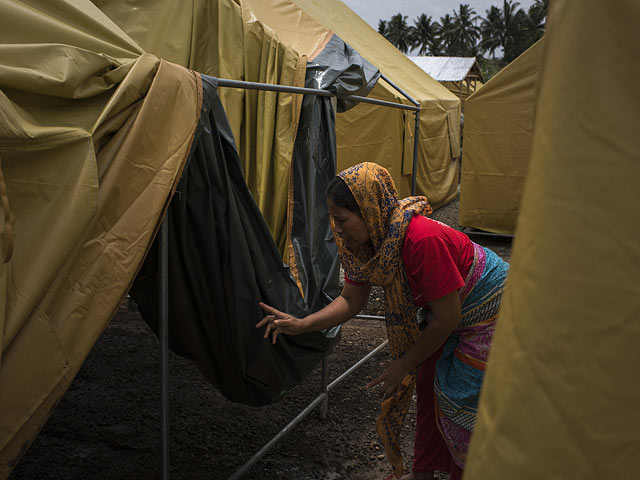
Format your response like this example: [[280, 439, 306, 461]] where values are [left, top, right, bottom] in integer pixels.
[[448, 4, 480, 56], [378, 19, 387, 36], [479, 0, 530, 62], [479, 5, 503, 58], [385, 13, 413, 53], [410, 14, 441, 55], [439, 13, 455, 54], [525, 0, 548, 42]]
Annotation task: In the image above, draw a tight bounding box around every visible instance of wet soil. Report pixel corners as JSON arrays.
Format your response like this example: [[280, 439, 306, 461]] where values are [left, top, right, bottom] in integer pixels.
[[9, 195, 511, 480]]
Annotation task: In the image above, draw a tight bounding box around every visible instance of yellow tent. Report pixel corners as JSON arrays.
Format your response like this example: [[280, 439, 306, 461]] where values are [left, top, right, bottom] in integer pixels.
[[0, 1, 461, 475], [459, 39, 544, 234], [466, 1, 640, 477], [290, 0, 461, 205], [0, 1, 201, 475], [97, 0, 462, 232]]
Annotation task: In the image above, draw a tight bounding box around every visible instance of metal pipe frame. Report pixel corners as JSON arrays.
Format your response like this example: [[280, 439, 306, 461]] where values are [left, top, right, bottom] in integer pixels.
[[215, 78, 419, 112], [460, 227, 515, 239], [159, 216, 170, 480], [228, 339, 389, 480], [379, 74, 422, 195], [156, 74, 425, 479]]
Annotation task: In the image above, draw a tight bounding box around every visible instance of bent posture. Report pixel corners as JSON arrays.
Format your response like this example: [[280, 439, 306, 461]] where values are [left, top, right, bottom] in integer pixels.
[[257, 162, 508, 480]]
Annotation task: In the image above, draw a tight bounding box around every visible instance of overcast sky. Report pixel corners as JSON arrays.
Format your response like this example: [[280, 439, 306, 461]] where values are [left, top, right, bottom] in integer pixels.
[[341, 0, 537, 31]]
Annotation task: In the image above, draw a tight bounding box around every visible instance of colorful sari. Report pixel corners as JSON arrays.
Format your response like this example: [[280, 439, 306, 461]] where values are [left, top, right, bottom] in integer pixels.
[[434, 242, 508, 468], [335, 163, 431, 477], [334, 162, 509, 477]]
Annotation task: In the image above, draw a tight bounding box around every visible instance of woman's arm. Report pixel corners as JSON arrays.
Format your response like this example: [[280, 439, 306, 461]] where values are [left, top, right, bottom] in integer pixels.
[[257, 281, 372, 344], [367, 290, 461, 397]]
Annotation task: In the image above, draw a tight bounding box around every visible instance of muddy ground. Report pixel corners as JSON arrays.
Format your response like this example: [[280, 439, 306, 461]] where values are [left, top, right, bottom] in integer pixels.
[[9, 195, 511, 480]]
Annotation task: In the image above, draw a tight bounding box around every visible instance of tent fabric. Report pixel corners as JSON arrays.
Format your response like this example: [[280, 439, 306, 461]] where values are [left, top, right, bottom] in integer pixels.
[[0, 0, 202, 473], [458, 39, 544, 234], [286, 0, 461, 205], [130, 75, 340, 406], [288, 33, 380, 309], [95, 0, 307, 256], [465, 1, 640, 478]]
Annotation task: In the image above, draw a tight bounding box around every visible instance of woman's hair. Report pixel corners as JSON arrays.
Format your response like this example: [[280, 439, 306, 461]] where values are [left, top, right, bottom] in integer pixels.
[[325, 176, 361, 215]]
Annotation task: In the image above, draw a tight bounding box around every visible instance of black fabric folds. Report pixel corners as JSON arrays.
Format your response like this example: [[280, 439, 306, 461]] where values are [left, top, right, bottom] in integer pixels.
[[290, 34, 380, 313], [131, 76, 338, 406], [131, 36, 379, 407]]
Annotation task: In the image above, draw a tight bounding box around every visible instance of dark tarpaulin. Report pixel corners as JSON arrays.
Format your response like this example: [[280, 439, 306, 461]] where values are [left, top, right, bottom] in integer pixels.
[[131, 35, 379, 407], [131, 77, 338, 406], [290, 34, 380, 313]]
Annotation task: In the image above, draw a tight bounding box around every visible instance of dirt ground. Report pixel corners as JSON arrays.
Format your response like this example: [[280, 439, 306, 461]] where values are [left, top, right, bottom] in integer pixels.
[[9, 194, 512, 480]]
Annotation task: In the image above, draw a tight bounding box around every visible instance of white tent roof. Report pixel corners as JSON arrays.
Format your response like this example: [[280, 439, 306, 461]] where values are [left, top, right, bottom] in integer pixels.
[[408, 56, 480, 82]]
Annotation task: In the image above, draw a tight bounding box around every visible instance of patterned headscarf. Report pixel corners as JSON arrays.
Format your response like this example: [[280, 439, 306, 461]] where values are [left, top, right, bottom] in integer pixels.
[[332, 162, 432, 477]]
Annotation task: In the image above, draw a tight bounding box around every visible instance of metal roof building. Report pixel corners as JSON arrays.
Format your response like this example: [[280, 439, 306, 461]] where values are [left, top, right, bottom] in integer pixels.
[[408, 56, 484, 106]]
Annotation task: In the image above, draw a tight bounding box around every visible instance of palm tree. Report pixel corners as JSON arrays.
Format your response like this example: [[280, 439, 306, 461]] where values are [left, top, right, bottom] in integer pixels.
[[378, 19, 387, 36], [479, 0, 529, 62], [439, 14, 455, 55], [526, 0, 548, 41], [448, 4, 480, 56], [385, 13, 413, 53], [410, 14, 440, 55], [480, 5, 503, 58]]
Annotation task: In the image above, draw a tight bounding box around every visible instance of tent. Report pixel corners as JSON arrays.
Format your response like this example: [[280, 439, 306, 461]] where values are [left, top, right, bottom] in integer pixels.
[[465, 0, 640, 477], [0, 0, 381, 475], [458, 39, 544, 235], [0, 1, 200, 473], [95, 0, 462, 245], [1, 0, 460, 476]]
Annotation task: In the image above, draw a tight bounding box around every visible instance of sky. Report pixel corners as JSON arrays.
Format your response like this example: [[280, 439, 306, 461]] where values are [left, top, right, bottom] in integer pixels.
[[341, 0, 537, 31]]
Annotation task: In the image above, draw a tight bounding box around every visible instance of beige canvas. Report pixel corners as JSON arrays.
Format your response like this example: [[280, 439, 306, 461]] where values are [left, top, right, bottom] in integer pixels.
[[459, 40, 543, 234], [465, 1, 640, 477], [0, 1, 201, 475]]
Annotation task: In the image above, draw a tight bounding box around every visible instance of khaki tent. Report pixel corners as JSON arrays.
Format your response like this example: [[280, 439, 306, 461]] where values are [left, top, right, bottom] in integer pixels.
[[466, 1, 640, 478], [459, 39, 544, 234], [1, 0, 461, 476], [96, 0, 462, 237], [0, 1, 201, 474], [296, 1, 462, 205]]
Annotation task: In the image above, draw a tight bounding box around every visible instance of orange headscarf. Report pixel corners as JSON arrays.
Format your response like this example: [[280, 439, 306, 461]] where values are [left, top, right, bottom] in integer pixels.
[[332, 162, 432, 477]]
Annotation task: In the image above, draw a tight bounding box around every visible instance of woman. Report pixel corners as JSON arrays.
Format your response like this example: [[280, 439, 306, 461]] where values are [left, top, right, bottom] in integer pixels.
[[257, 163, 508, 480]]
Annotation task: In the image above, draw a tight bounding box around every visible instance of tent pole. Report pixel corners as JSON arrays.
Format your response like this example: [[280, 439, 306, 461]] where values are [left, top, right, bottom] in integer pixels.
[[216, 78, 418, 112], [379, 74, 421, 194], [319, 357, 329, 419], [228, 339, 389, 480], [159, 214, 170, 480], [411, 109, 420, 195]]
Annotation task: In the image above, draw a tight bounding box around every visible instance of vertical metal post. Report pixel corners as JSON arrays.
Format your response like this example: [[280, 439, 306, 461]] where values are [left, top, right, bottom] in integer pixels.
[[319, 356, 329, 419], [159, 214, 170, 480], [411, 109, 421, 196]]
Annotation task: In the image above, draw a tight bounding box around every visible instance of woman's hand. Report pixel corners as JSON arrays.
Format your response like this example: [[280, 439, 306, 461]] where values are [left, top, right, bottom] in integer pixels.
[[366, 358, 411, 399], [256, 302, 306, 344]]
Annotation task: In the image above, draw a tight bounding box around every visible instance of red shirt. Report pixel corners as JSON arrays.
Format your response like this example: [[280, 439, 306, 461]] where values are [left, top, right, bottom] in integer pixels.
[[345, 215, 474, 306]]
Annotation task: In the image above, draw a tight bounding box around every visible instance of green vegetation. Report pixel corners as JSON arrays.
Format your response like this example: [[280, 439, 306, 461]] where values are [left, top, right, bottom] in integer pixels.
[[378, 0, 548, 80]]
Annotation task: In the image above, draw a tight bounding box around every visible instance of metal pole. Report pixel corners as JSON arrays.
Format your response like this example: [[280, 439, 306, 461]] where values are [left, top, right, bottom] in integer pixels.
[[411, 109, 421, 196], [319, 356, 329, 419], [380, 73, 420, 106], [215, 78, 418, 111], [228, 339, 389, 480], [159, 215, 170, 480], [354, 314, 385, 321], [378, 74, 422, 194]]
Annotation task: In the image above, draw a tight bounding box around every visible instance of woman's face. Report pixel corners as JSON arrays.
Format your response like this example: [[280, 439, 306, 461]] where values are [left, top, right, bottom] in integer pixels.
[[327, 197, 370, 250]]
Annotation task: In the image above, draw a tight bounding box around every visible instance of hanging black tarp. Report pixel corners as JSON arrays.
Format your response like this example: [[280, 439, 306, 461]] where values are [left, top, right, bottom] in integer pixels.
[[289, 34, 380, 313], [131, 36, 379, 407], [131, 77, 339, 406]]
